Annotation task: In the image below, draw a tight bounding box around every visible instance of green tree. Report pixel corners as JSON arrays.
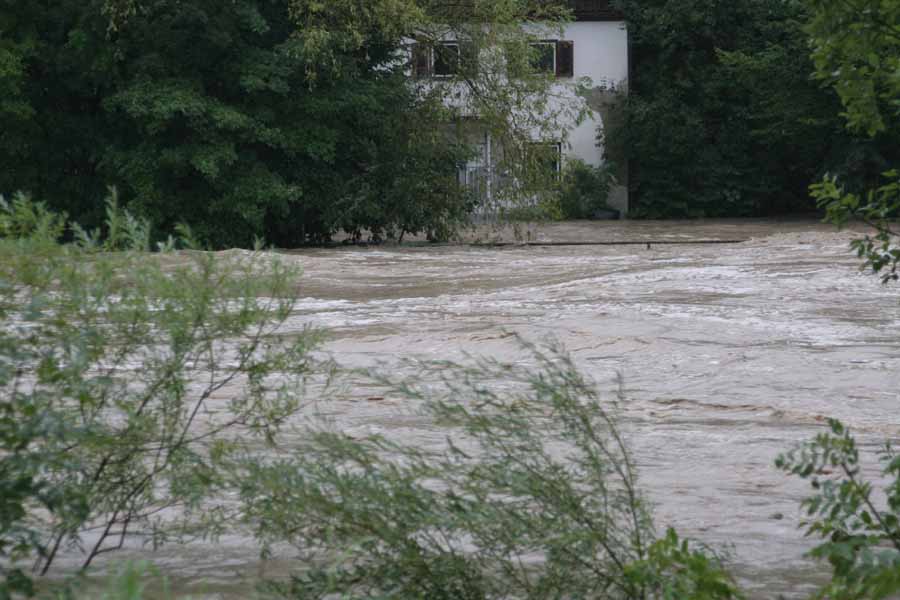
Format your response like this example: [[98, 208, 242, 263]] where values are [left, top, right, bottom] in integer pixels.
[[804, 0, 900, 138], [806, 0, 900, 282], [1, 0, 586, 248], [0, 1, 465, 247], [606, 0, 868, 218]]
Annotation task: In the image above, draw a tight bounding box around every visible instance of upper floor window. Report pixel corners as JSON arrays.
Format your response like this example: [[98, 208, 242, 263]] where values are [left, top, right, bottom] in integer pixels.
[[524, 40, 576, 78], [433, 42, 460, 77], [529, 42, 557, 74], [412, 41, 473, 79], [411, 39, 573, 79]]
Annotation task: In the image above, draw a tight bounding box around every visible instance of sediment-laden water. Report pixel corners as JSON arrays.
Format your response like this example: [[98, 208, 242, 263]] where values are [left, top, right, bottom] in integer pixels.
[[60, 220, 900, 598]]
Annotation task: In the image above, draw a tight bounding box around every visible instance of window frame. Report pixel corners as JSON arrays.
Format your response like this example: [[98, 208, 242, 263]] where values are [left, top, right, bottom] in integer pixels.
[[529, 40, 558, 75], [432, 41, 461, 78], [528, 141, 563, 180]]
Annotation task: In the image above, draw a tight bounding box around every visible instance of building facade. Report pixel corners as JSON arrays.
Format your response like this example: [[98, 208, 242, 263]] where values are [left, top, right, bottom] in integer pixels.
[[413, 0, 629, 216], [554, 1, 628, 214]]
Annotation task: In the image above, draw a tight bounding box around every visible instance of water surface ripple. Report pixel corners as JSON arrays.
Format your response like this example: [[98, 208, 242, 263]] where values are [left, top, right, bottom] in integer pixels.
[[284, 221, 900, 599]]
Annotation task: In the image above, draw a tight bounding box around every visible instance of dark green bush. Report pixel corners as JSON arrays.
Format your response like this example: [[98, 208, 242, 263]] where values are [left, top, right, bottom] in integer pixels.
[[559, 159, 616, 219], [777, 420, 900, 599], [606, 0, 893, 218]]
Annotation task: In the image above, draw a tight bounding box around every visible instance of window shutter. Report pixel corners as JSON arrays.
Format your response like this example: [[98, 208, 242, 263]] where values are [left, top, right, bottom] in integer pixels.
[[412, 43, 431, 79], [556, 41, 574, 78]]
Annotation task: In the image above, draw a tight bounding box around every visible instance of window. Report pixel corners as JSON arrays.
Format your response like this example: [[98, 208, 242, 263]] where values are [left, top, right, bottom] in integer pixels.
[[411, 41, 474, 79], [529, 142, 562, 179], [527, 41, 575, 78], [413, 39, 571, 80], [530, 42, 556, 74], [433, 42, 460, 77], [412, 42, 431, 79], [556, 41, 574, 78]]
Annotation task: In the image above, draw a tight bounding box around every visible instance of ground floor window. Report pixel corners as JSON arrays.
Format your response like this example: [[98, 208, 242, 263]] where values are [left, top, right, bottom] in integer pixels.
[[529, 141, 562, 178]]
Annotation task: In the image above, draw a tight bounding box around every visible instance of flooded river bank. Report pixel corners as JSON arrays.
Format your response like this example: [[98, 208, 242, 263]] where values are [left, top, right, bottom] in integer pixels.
[[70, 220, 900, 598]]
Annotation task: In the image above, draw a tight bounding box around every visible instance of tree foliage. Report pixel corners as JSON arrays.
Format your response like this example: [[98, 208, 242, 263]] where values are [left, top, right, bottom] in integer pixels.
[[806, 0, 900, 282], [1, 0, 477, 247], [0, 193, 324, 594], [777, 420, 900, 599], [559, 159, 616, 219], [0, 0, 585, 247], [606, 0, 884, 218], [804, 0, 900, 138]]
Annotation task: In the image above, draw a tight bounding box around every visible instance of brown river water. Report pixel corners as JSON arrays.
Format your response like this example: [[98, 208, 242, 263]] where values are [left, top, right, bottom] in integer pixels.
[[59, 220, 900, 598]]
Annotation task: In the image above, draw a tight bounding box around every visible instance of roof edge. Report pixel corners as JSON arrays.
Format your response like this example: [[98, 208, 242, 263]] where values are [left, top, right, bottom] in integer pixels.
[[570, 1, 623, 21]]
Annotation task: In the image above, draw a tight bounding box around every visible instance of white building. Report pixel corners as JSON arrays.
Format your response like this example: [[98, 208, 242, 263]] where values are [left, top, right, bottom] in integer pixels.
[[411, 0, 629, 216], [559, 1, 629, 215]]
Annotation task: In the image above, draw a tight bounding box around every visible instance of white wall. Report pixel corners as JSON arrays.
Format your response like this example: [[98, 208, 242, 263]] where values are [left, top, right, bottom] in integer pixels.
[[557, 21, 627, 164], [555, 20, 629, 213]]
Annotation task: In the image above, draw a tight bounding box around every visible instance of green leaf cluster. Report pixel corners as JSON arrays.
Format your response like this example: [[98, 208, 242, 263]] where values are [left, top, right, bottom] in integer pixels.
[[777, 420, 900, 599], [606, 0, 877, 218], [805, 0, 900, 138], [813, 170, 900, 282], [0, 195, 324, 591], [805, 0, 900, 283], [559, 159, 617, 219]]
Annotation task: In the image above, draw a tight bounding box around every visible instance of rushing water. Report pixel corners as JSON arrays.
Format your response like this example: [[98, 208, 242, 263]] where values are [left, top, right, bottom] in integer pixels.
[[62, 220, 900, 598]]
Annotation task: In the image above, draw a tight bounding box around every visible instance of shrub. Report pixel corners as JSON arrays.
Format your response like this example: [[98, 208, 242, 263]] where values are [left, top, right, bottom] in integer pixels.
[[236, 341, 741, 599], [559, 159, 616, 219], [0, 194, 324, 592], [606, 0, 870, 218], [777, 419, 900, 599]]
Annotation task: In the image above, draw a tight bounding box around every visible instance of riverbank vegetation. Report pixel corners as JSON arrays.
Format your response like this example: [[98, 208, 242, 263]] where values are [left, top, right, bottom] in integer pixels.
[[0, 0, 582, 248], [605, 0, 900, 219], [239, 346, 740, 599], [0, 195, 327, 597]]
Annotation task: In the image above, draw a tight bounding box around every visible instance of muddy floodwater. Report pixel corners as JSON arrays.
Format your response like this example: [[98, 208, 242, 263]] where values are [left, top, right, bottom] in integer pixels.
[[73, 220, 900, 598]]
